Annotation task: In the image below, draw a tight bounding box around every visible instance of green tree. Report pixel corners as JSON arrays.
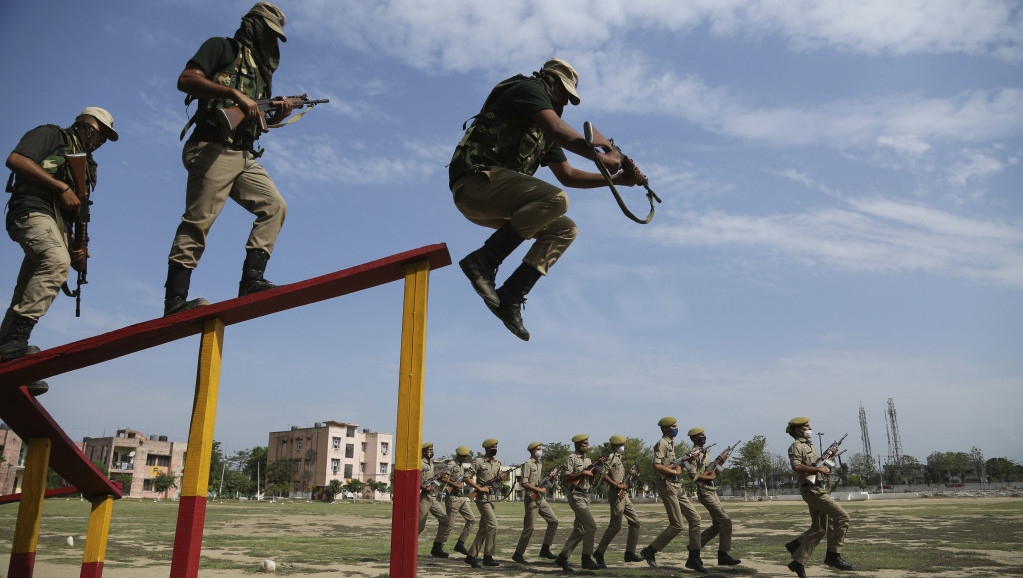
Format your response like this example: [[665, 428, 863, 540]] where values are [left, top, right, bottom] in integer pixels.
[[326, 479, 345, 501], [985, 457, 1023, 482], [927, 451, 970, 484], [847, 453, 877, 488], [208, 441, 226, 494], [366, 479, 389, 503], [265, 457, 294, 497], [92, 459, 109, 477], [153, 473, 177, 498], [243, 446, 268, 489], [115, 473, 133, 496], [733, 435, 770, 496], [344, 479, 365, 499]]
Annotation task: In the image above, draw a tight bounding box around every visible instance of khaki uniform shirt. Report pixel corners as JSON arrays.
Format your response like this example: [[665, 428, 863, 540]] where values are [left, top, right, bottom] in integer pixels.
[[606, 454, 626, 484], [686, 446, 718, 491], [421, 457, 435, 497], [789, 437, 820, 487], [445, 459, 470, 496], [467, 456, 502, 502], [564, 452, 594, 491], [522, 457, 543, 486], [654, 435, 682, 486]]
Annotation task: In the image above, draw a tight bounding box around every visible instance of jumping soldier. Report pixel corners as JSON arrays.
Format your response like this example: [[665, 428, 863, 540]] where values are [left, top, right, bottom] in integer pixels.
[[686, 427, 741, 566], [2, 107, 118, 395], [442, 446, 478, 558], [449, 58, 646, 340], [594, 435, 643, 568], [513, 442, 559, 564], [418, 443, 450, 558], [784, 417, 855, 578], [164, 2, 292, 315]]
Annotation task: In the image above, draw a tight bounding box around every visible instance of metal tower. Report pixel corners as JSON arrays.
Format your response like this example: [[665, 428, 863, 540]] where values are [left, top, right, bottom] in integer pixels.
[[885, 398, 904, 465], [858, 404, 872, 458]]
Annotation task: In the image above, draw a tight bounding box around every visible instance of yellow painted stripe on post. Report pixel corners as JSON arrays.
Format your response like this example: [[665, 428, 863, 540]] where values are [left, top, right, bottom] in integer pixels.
[[12, 437, 51, 553], [181, 318, 224, 497], [82, 495, 114, 564], [395, 261, 429, 472]]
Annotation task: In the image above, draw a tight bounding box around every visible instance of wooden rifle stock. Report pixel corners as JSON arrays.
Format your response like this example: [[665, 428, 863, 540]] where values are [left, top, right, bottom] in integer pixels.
[[528, 466, 559, 501], [617, 463, 638, 499], [64, 153, 91, 316], [216, 94, 329, 143]]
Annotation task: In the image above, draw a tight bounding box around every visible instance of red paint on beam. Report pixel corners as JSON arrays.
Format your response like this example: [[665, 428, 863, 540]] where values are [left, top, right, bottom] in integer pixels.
[[79, 561, 104, 578], [389, 468, 421, 578], [169, 495, 208, 578], [8, 551, 35, 577], [0, 485, 81, 506]]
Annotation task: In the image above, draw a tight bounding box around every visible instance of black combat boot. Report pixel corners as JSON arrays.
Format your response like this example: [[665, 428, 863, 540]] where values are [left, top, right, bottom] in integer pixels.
[[239, 249, 277, 296], [459, 223, 524, 308], [624, 551, 644, 563], [787, 560, 809, 578], [640, 546, 659, 568], [785, 539, 800, 554], [512, 551, 528, 564], [0, 314, 40, 360], [555, 553, 574, 572], [482, 555, 500, 567], [539, 544, 557, 559], [487, 264, 541, 341], [592, 550, 607, 569], [824, 551, 855, 570], [718, 550, 741, 565], [685, 548, 708, 573], [430, 541, 449, 558], [164, 264, 209, 316], [581, 554, 601, 570], [464, 555, 482, 568], [454, 540, 469, 555]]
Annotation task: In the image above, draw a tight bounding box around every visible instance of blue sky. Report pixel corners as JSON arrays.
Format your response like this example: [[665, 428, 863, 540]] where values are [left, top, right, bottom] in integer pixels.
[[2, 1, 1021, 467]]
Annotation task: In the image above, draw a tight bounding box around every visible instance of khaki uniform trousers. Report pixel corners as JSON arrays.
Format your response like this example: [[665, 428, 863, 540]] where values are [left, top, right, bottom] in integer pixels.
[[168, 141, 286, 269], [793, 485, 850, 564], [418, 493, 449, 542], [597, 491, 641, 554], [468, 497, 498, 558], [650, 480, 702, 552], [515, 495, 559, 554], [696, 485, 733, 551], [2, 213, 70, 335], [559, 490, 598, 558], [445, 494, 476, 544], [452, 167, 577, 275]]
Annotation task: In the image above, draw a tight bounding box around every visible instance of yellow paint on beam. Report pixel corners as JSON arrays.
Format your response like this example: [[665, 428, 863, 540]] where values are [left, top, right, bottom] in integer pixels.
[[12, 437, 51, 554], [181, 318, 225, 497], [82, 495, 115, 564], [395, 260, 429, 472]]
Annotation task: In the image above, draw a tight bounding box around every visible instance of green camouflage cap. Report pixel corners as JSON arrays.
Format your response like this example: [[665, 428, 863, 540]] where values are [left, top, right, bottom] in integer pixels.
[[542, 58, 580, 105], [247, 2, 287, 42]]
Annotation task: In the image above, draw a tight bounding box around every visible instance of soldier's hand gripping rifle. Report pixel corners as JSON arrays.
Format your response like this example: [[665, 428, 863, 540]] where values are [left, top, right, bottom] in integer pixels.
[[664, 443, 716, 481], [528, 466, 560, 501], [815, 434, 848, 469], [583, 121, 662, 224], [616, 463, 639, 499], [217, 93, 329, 143], [60, 153, 92, 317], [421, 470, 448, 496], [468, 463, 521, 500], [698, 440, 741, 487]]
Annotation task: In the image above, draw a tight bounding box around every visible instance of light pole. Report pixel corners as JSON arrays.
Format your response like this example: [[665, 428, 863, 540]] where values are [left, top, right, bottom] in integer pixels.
[[877, 455, 884, 494]]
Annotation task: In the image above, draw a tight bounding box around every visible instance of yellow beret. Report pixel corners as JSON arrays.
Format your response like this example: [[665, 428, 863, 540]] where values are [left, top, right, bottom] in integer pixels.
[[571, 434, 589, 443], [455, 446, 471, 456], [687, 427, 705, 436], [482, 438, 499, 449], [609, 435, 626, 445], [658, 416, 677, 427], [527, 441, 542, 451], [786, 417, 810, 434]]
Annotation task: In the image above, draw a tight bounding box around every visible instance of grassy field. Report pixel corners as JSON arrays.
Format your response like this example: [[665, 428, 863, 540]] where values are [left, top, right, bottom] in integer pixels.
[[1, 495, 1021, 576]]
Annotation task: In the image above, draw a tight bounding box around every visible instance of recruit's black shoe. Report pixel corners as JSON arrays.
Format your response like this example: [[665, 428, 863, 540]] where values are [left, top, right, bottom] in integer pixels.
[[640, 546, 658, 569], [539, 544, 558, 560], [239, 249, 277, 296], [0, 315, 40, 360], [788, 560, 809, 578], [718, 550, 741, 565], [459, 251, 500, 308], [25, 381, 49, 396], [785, 539, 800, 554], [464, 555, 482, 568], [164, 295, 210, 316], [592, 551, 607, 569], [487, 291, 529, 340], [825, 551, 855, 570], [685, 549, 708, 573], [482, 556, 500, 567], [512, 552, 528, 564], [624, 551, 644, 563], [454, 540, 469, 555], [430, 541, 449, 558], [581, 554, 601, 570], [555, 554, 574, 572]]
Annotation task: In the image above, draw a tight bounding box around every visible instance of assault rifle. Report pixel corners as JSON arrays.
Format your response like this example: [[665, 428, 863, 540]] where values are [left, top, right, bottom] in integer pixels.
[[61, 153, 92, 317], [583, 121, 662, 224], [217, 94, 329, 143], [616, 463, 639, 499], [528, 466, 560, 501], [468, 463, 521, 500], [815, 434, 847, 469], [567, 452, 614, 489], [664, 443, 716, 480], [421, 470, 448, 495], [698, 440, 741, 486]]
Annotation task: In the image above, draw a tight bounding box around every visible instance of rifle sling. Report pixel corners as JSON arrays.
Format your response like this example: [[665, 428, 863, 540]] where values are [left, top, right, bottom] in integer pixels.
[[591, 156, 659, 224]]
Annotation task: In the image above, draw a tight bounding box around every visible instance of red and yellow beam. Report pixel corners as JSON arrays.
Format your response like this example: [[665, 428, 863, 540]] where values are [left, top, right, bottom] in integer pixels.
[[389, 260, 430, 578], [80, 494, 115, 578], [9, 437, 50, 577]]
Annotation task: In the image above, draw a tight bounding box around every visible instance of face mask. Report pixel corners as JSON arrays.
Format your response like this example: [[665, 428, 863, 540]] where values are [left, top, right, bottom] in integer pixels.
[[668, 426, 679, 438], [615, 445, 625, 453], [803, 429, 813, 439], [534, 450, 543, 458]]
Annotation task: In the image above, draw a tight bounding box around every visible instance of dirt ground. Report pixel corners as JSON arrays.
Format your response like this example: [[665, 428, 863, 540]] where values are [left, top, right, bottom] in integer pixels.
[[3, 496, 1021, 577]]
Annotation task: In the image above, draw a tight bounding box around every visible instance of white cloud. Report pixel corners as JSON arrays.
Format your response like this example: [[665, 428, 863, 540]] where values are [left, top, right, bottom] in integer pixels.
[[947, 149, 1008, 185]]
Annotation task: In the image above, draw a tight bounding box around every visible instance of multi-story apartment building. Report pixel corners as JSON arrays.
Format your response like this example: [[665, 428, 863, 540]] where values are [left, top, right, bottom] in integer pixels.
[[267, 421, 392, 501], [81, 428, 186, 498], [0, 423, 25, 495]]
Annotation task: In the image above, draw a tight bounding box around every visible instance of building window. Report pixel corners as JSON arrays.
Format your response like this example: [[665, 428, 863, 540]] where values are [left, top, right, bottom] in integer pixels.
[[146, 455, 170, 467], [361, 442, 367, 452], [296, 439, 303, 450], [360, 462, 365, 473], [331, 459, 340, 474], [345, 444, 354, 458], [380, 462, 388, 474], [332, 437, 341, 450], [143, 479, 154, 491], [380, 442, 389, 456], [293, 460, 301, 472], [344, 464, 353, 478], [346, 426, 356, 437]]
